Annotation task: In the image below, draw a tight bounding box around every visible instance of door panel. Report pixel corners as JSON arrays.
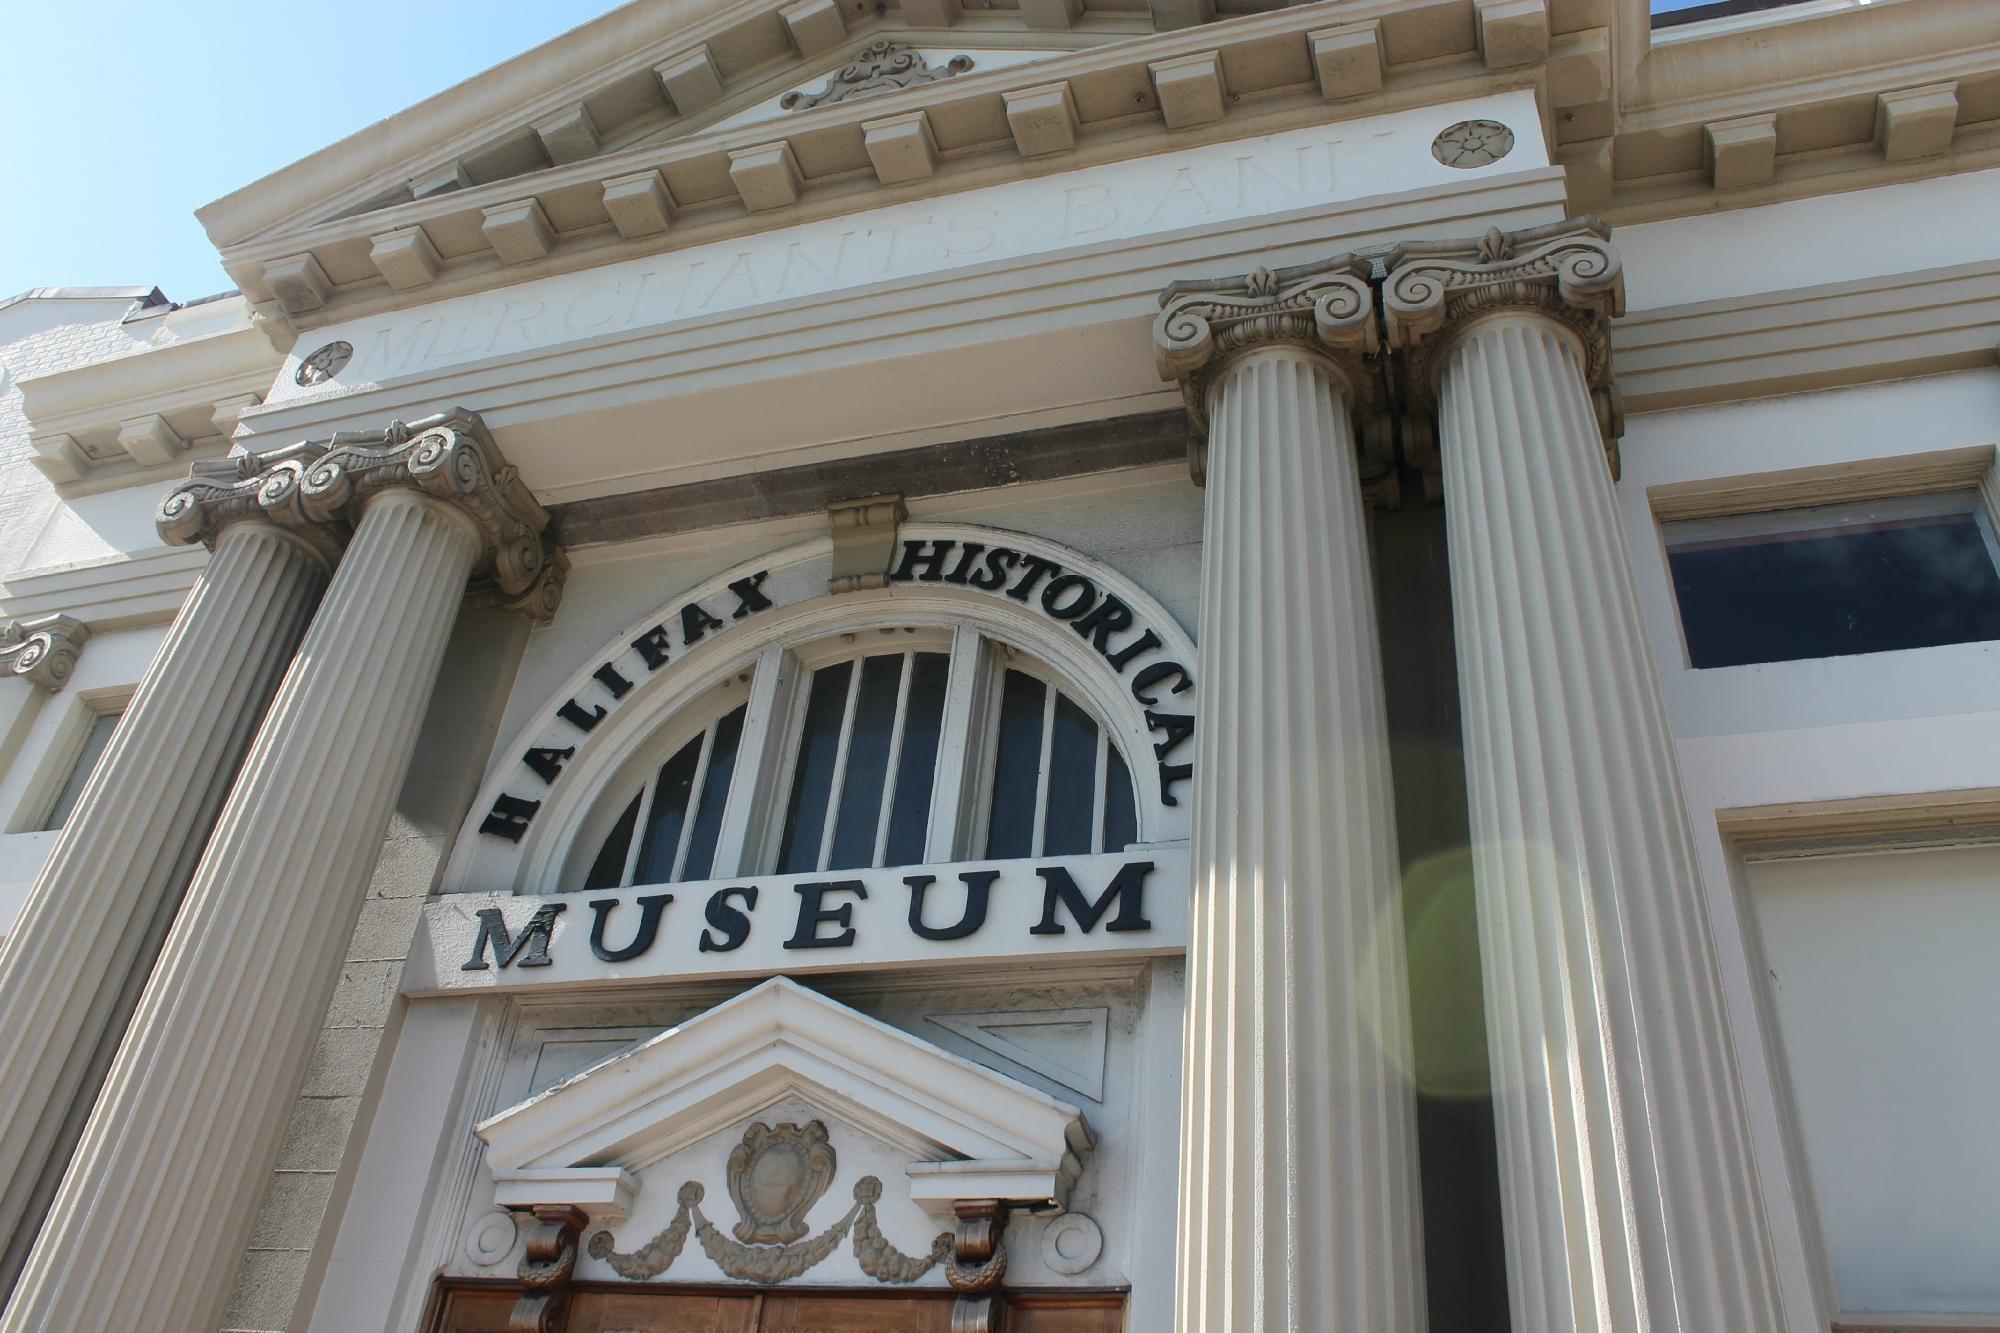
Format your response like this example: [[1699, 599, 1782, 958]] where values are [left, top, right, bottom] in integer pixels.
[[569, 1289, 762, 1332], [430, 1279, 1126, 1332], [756, 1291, 953, 1332]]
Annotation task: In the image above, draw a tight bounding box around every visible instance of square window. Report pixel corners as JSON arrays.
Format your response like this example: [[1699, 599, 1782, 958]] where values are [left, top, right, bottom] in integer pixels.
[[1663, 492, 2000, 669]]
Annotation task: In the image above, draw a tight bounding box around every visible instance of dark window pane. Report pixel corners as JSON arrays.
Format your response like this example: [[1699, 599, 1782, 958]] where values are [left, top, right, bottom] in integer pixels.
[[828, 654, 907, 870], [985, 669, 1047, 860], [634, 734, 703, 884], [678, 704, 745, 882], [1102, 743, 1138, 853], [1668, 507, 2000, 669], [581, 792, 642, 891], [1041, 695, 1099, 857], [883, 652, 949, 867], [777, 661, 853, 873], [39, 711, 120, 831]]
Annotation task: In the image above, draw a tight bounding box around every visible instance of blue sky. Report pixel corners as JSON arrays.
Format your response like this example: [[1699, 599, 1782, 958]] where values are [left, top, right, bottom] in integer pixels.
[[2, 0, 1719, 304], [0, 1, 620, 303]]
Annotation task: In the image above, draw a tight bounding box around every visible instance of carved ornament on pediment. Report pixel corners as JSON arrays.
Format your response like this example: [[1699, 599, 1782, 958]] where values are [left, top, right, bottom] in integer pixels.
[[728, 1119, 838, 1243], [1383, 217, 1626, 479], [157, 409, 566, 620], [0, 615, 90, 692], [781, 40, 973, 111], [586, 1121, 951, 1286], [1154, 257, 1393, 491]]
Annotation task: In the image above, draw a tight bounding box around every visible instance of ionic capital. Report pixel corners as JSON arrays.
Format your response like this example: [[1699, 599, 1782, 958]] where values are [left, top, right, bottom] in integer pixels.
[[1383, 217, 1626, 474], [158, 409, 566, 620], [0, 614, 90, 692], [157, 440, 347, 568], [1154, 257, 1388, 485]]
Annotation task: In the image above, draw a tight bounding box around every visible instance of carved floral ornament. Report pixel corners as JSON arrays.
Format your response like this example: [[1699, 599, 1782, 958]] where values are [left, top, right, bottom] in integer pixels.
[[781, 40, 973, 111], [586, 1123, 952, 1287], [0, 615, 90, 692], [575, 1118, 1014, 1329], [155, 408, 565, 621], [1153, 216, 1629, 491]]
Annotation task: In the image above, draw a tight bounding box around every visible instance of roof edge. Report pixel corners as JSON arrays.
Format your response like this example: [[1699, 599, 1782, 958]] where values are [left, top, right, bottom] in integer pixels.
[[194, 0, 739, 252]]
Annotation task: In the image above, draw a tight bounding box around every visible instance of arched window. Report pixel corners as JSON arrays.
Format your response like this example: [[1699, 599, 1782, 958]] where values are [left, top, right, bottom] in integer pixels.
[[570, 626, 1139, 892]]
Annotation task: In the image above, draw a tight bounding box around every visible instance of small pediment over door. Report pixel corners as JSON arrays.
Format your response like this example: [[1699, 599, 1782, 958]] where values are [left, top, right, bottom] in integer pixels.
[[476, 976, 1091, 1221], [466, 975, 1100, 1327]]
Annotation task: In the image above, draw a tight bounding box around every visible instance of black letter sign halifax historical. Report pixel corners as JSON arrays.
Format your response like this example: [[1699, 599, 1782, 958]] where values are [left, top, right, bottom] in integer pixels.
[[472, 532, 1196, 853]]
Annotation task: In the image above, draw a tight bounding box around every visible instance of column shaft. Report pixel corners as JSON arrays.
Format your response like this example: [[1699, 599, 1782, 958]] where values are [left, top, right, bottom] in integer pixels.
[[1436, 313, 1782, 1329], [3, 491, 482, 1333], [0, 523, 326, 1297], [1178, 346, 1426, 1332]]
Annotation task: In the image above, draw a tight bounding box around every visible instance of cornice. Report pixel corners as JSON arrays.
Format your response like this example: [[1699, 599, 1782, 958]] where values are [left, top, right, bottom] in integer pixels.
[[0, 547, 210, 633], [220, 1, 1539, 332], [0, 615, 90, 693], [17, 314, 283, 491], [201, 0, 2000, 344], [1613, 256, 2000, 414], [157, 409, 566, 620]]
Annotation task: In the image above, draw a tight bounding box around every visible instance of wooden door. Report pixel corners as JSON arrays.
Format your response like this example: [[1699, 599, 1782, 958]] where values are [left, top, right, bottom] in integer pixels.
[[428, 1280, 1123, 1332]]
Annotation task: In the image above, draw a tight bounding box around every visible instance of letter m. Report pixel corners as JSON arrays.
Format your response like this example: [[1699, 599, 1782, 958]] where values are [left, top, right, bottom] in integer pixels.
[[1029, 861, 1154, 935], [461, 902, 567, 971]]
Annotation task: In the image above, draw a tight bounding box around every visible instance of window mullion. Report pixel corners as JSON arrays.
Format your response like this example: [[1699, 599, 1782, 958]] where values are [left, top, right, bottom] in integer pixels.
[[1030, 682, 1056, 858], [668, 724, 718, 882], [926, 625, 987, 863], [620, 772, 658, 888], [815, 655, 867, 872], [1091, 729, 1109, 854], [871, 652, 915, 868], [709, 647, 796, 878]]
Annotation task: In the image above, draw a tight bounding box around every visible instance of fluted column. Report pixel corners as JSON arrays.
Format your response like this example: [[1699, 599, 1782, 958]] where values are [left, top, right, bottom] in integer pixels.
[[1384, 219, 1784, 1331], [1157, 262, 1426, 1333], [0, 461, 339, 1302], [3, 415, 561, 1333]]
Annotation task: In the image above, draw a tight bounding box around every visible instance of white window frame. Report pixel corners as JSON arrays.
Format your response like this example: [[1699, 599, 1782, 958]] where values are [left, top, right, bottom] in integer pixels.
[[564, 620, 1139, 892], [449, 528, 1200, 900]]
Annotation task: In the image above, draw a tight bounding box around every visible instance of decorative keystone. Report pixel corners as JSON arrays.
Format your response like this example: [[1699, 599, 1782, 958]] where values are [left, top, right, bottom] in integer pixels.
[[0, 615, 90, 692], [1383, 215, 1626, 478], [828, 493, 908, 593], [1154, 256, 1386, 484], [158, 409, 565, 620]]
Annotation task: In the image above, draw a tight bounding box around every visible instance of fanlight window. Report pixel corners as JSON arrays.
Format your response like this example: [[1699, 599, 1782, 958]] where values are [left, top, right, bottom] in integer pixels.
[[574, 627, 1139, 891]]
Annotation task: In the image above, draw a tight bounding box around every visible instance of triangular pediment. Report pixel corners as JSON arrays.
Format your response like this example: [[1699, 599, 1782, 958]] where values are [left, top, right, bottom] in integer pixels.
[[205, 0, 1160, 253], [475, 977, 1091, 1220], [197, 0, 1291, 329]]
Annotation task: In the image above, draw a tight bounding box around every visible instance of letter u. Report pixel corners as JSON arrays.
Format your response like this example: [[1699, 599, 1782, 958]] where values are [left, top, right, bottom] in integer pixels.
[[588, 892, 674, 962]]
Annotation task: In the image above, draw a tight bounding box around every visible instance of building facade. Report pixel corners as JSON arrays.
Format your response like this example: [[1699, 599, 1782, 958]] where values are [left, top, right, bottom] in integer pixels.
[[1, 0, 1997, 1330]]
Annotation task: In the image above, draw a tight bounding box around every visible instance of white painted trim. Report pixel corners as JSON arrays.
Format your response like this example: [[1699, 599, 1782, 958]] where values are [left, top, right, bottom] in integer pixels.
[[444, 523, 1199, 897], [474, 976, 1091, 1218]]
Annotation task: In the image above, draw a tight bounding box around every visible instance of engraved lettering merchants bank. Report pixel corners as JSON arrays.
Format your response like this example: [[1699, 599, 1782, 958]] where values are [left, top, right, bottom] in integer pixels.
[[267, 91, 1545, 399]]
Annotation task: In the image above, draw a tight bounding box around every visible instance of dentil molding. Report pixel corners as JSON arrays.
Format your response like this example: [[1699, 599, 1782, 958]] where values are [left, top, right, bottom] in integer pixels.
[[156, 409, 566, 620]]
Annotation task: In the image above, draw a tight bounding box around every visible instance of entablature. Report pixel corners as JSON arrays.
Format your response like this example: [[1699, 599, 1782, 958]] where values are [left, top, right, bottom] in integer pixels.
[[16, 296, 283, 494], [205, 0, 2000, 344]]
